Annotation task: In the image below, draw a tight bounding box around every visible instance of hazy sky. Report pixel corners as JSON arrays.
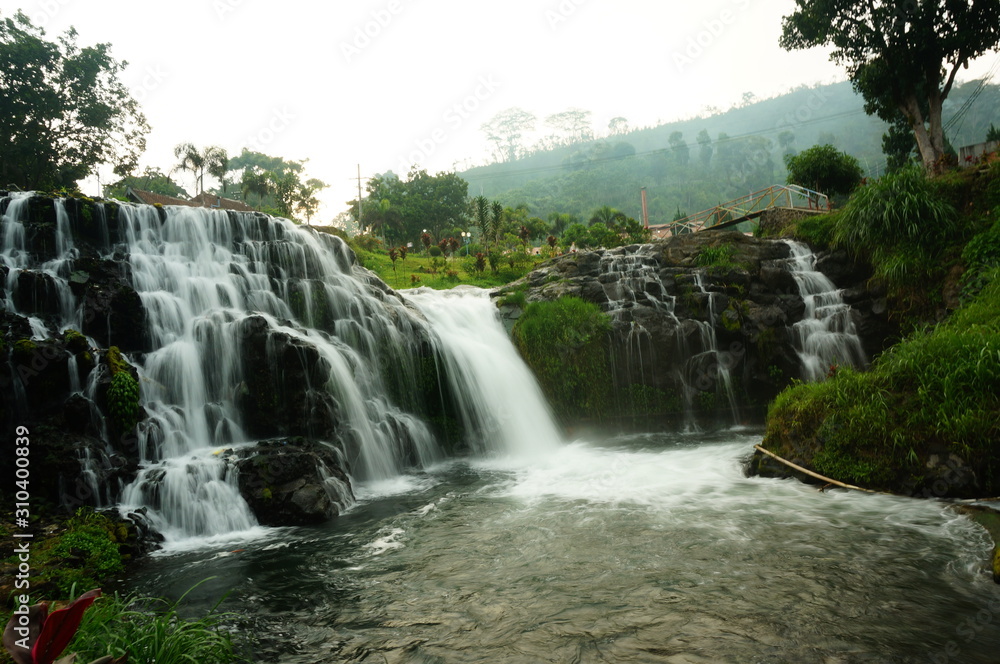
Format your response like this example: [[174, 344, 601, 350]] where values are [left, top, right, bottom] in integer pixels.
[[6, 0, 998, 220]]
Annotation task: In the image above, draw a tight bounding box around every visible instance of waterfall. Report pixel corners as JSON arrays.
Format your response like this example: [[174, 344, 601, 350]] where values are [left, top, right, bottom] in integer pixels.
[[783, 240, 867, 381], [110, 203, 441, 542], [597, 245, 740, 427], [403, 286, 562, 459]]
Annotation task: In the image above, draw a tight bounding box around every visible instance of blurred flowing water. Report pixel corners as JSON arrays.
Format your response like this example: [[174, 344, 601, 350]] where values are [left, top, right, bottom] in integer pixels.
[[125, 429, 1000, 664]]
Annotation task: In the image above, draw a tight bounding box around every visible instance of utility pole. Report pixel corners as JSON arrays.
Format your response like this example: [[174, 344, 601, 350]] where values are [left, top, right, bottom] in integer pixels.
[[355, 164, 364, 233]]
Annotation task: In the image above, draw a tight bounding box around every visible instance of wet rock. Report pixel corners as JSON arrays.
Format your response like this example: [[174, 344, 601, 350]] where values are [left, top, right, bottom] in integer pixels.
[[235, 438, 354, 526]]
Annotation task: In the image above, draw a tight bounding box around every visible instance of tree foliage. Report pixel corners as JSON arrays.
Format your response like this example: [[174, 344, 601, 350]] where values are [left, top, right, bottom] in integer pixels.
[[360, 168, 469, 244], [784, 144, 863, 197], [780, 1, 1000, 173], [481, 107, 537, 163], [104, 167, 188, 200], [0, 11, 149, 189]]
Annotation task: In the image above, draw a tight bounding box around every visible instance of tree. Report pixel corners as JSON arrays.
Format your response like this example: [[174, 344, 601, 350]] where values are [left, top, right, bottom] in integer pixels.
[[608, 117, 630, 136], [669, 131, 690, 167], [104, 167, 187, 200], [696, 129, 713, 169], [295, 178, 327, 226], [481, 107, 536, 162], [546, 109, 594, 145], [205, 146, 228, 195], [241, 168, 271, 209], [0, 11, 149, 189], [988, 124, 1000, 142], [784, 144, 863, 198], [780, 1, 1000, 173], [173, 143, 226, 195], [364, 168, 469, 243]]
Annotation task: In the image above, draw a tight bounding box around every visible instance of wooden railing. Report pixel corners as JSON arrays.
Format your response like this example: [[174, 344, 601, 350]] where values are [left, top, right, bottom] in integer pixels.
[[650, 184, 829, 237]]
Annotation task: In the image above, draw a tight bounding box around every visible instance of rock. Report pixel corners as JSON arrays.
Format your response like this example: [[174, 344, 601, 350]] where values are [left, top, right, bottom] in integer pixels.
[[235, 438, 354, 526]]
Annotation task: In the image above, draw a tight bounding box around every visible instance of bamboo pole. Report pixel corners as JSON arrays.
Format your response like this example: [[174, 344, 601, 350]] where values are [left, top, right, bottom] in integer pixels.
[[753, 445, 881, 494]]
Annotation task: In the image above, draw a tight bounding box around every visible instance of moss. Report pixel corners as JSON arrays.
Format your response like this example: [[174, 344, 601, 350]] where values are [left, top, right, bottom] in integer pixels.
[[261, 487, 273, 500], [63, 328, 88, 354], [497, 283, 528, 308], [12, 338, 36, 361], [105, 347, 140, 434], [512, 297, 612, 422], [4, 509, 126, 601], [721, 302, 742, 332]]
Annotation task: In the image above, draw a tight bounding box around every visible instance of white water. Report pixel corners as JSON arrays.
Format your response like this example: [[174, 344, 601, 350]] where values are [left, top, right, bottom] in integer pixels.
[[403, 286, 563, 461], [784, 240, 867, 381]]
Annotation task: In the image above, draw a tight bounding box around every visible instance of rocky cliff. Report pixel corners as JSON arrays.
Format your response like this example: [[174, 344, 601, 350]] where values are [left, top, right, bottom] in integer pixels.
[[494, 229, 896, 427]]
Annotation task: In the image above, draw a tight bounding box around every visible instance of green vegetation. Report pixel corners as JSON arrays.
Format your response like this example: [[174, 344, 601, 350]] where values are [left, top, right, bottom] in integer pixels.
[[352, 244, 539, 290], [784, 144, 863, 198], [780, 2, 1000, 173], [833, 166, 957, 291], [3, 509, 127, 599], [0, 11, 148, 190], [105, 346, 140, 434], [512, 297, 612, 421], [764, 270, 1000, 492], [695, 243, 737, 270], [65, 584, 240, 664]]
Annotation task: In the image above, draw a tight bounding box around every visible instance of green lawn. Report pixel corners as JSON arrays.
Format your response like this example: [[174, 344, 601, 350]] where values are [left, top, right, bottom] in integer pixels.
[[353, 248, 550, 290]]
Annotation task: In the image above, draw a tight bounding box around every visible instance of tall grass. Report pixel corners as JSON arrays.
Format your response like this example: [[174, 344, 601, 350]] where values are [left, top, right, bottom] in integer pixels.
[[66, 583, 241, 664], [764, 270, 1000, 491], [834, 166, 957, 286]]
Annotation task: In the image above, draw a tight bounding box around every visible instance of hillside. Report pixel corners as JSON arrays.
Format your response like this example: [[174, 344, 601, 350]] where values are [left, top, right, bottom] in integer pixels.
[[460, 80, 1000, 224]]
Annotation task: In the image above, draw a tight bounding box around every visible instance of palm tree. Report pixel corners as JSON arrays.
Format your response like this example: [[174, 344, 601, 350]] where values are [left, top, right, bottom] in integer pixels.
[[173, 143, 227, 195], [471, 195, 490, 250], [205, 146, 228, 195], [295, 178, 327, 227], [241, 168, 271, 209], [173, 142, 205, 195], [490, 201, 504, 249], [589, 205, 623, 227]]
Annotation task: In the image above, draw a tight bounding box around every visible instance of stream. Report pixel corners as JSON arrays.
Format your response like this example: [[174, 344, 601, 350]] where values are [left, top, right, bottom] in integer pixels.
[[123, 429, 1000, 664]]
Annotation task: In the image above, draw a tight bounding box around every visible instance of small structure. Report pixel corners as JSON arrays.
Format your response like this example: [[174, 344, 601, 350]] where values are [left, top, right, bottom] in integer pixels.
[[648, 184, 829, 239], [125, 187, 254, 212], [958, 140, 1000, 168]]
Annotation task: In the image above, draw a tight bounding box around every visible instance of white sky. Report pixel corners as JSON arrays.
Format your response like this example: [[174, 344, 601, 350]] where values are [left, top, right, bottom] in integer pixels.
[[5, 0, 999, 222]]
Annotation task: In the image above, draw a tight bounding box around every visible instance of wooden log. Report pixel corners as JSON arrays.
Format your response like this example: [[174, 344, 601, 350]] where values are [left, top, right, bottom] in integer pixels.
[[753, 445, 881, 494]]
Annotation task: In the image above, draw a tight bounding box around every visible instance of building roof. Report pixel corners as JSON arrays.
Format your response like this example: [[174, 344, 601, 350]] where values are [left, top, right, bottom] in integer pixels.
[[126, 187, 194, 207], [125, 188, 255, 212], [189, 192, 255, 212]]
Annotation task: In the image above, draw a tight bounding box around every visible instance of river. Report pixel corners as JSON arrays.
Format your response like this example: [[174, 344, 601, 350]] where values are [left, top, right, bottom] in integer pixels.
[[123, 428, 1000, 663]]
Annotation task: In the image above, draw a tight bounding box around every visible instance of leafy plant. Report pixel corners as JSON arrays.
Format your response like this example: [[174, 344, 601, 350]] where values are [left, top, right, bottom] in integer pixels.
[[833, 166, 957, 287], [512, 297, 612, 421], [65, 582, 239, 664], [2, 589, 104, 664]]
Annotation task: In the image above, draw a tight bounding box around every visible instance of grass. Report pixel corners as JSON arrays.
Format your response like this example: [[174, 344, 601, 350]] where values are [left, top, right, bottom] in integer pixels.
[[64, 582, 242, 664], [352, 247, 540, 290], [763, 270, 1000, 492], [512, 297, 612, 422]]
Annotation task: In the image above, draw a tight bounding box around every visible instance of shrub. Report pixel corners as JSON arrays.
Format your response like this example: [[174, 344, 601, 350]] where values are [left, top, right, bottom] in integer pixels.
[[785, 144, 864, 197], [512, 297, 612, 421], [834, 166, 957, 286]]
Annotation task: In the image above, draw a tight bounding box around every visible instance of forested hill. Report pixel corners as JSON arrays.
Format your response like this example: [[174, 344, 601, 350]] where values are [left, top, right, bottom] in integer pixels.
[[460, 80, 1000, 224]]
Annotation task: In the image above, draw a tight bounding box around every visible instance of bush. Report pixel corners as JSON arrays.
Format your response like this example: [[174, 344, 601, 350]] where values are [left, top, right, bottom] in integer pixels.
[[834, 166, 957, 286], [428, 245, 442, 257], [785, 144, 864, 197], [512, 297, 612, 421]]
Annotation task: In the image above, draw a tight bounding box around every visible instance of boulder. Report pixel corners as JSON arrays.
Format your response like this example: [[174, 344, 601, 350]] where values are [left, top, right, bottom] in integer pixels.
[[235, 438, 354, 526]]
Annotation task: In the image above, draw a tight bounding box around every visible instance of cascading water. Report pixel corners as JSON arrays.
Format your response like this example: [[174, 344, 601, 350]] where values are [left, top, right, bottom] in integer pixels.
[[403, 286, 562, 460], [783, 239, 867, 381], [597, 245, 740, 426], [110, 203, 444, 543]]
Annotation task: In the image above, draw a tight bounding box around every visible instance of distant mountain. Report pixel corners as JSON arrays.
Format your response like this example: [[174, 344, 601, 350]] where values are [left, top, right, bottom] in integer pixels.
[[459, 80, 1000, 225]]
